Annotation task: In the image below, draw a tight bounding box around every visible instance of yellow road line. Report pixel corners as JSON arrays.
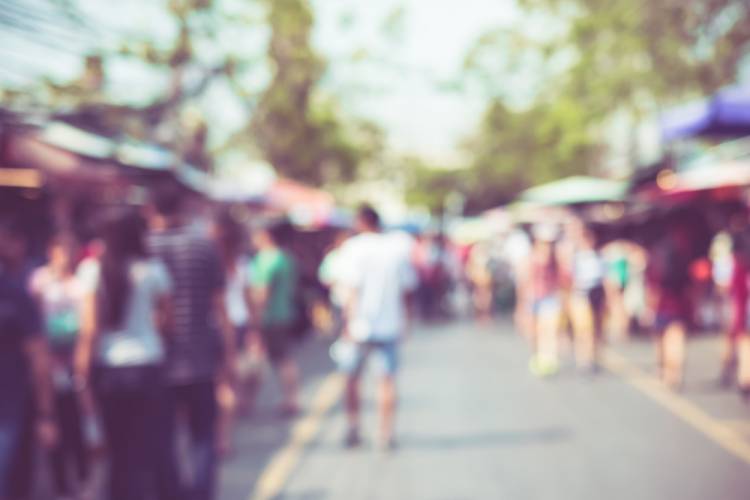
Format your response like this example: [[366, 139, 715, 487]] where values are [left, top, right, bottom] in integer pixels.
[[723, 420, 750, 434], [603, 349, 750, 466], [249, 373, 345, 500]]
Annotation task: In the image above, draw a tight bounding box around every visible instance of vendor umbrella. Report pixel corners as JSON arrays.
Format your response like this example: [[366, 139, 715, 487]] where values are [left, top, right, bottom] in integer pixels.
[[519, 176, 626, 206], [661, 84, 750, 141]]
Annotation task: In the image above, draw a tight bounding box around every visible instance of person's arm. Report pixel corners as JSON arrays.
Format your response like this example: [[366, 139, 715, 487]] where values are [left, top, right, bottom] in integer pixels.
[[19, 287, 57, 448], [341, 285, 358, 340], [401, 259, 419, 339], [249, 254, 271, 327], [214, 289, 237, 382], [156, 295, 173, 338], [152, 262, 173, 339], [209, 247, 236, 382], [75, 291, 97, 390], [242, 283, 263, 355]]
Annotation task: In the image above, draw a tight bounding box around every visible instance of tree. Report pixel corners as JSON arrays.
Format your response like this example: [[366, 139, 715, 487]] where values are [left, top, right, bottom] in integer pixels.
[[456, 0, 750, 209], [1, 0, 380, 181], [250, 0, 378, 185], [517, 0, 750, 113]]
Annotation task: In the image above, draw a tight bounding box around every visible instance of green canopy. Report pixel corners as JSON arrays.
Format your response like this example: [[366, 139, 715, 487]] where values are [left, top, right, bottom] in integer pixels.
[[519, 176, 626, 206]]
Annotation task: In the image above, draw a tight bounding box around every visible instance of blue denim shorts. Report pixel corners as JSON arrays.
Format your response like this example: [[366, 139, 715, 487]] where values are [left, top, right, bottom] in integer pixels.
[[344, 340, 399, 377]]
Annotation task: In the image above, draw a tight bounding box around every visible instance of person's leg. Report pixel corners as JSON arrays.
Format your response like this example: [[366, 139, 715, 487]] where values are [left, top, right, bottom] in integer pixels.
[[536, 299, 561, 375], [591, 303, 605, 370], [378, 376, 397, 446], [264, 326, 299, 413], [663, 320, 686, 389], [7, 399, 35, 500], [277, 358, 300, 413], [185, 381, 218, 500], [344, 374, 362, 446], [216, 379, 236, 457], [375, 342, 399, 447], [50, 392, 74, 497], [721, 298, 745, 385], [155, 385, 182, 500], [570, 294, 593, 369], [97, 389, 130, 500], [655, 329, 666, 379], [102, 385, 160, 500], [0, 392, 28, 499], [130, 383, 162, 500], [65, 392, 89, 486], [737, 333, 750, 398]]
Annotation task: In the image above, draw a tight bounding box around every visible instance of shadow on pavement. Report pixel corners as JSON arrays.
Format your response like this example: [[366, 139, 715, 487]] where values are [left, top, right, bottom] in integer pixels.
[[398, 427, 572, 450], [276, 489, 328, 500], [219, 335, 336, 500]]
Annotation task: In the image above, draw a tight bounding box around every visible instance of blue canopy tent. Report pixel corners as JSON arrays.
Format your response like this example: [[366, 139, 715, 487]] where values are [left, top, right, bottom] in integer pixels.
[[661, 85, 750, 141]]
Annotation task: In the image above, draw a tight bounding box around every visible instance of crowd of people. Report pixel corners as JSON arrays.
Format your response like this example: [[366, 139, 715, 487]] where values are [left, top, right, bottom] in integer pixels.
[[0, 181, 310, 500], [505, 215, 750, 398], [5, 176, 750, 499], [1, 173, 434, 500]]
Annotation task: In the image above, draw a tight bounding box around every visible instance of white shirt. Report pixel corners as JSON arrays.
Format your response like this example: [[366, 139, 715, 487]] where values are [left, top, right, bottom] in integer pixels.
[[573, 249, 606, 291], [80, 258, 172, 367], [225, 258, 250, 327], [340, 232, 417, 342]]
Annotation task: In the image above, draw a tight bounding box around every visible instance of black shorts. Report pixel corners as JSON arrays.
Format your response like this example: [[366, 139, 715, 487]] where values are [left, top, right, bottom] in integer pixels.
[[587, 286, 606, 314], [260, 324, 295, 364]]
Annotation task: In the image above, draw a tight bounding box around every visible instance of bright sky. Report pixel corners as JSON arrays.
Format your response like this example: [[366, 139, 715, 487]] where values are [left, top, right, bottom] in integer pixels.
[[3, 0, 523, 165], [312, 0, 522, 164]]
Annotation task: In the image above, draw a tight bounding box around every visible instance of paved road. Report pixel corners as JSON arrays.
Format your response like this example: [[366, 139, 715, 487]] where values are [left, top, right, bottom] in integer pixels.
[[220, 322, 750, 500]]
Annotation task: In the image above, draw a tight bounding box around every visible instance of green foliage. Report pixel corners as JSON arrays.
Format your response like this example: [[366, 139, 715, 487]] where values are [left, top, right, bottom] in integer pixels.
[[403, 156, 465, 214], [2, 0, 381, 182], [250, 0, 379, 185], [455, 0, 750, 211], [461, 99, 602, 212]]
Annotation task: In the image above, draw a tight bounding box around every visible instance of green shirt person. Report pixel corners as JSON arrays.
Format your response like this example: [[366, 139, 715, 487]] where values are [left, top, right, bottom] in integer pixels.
[[250, 248, 297, 328], [249, 221, 300, 415]]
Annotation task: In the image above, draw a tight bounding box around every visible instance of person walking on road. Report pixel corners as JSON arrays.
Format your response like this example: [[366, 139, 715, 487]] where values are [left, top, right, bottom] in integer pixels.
[[75, 209, 172, 500], [0, 219, 58, 500], [648, 229, 692, 390], [721, 233, 749, 387], [337, 205, 417, 450], [28, 234, 91, 499], [569, 225, 607, 373], [213, 210, 253, 455], [249, 220, 301, 417], [147, 182, 235, 500], [523, 226, 563, 377]]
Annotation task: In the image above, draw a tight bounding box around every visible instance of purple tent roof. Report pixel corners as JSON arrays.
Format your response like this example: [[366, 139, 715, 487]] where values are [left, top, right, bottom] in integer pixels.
[[661, 85, 750, 141]]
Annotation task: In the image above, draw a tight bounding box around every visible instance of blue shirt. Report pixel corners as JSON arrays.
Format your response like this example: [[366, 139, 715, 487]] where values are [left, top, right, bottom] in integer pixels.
[[0, 271, 42, 414]]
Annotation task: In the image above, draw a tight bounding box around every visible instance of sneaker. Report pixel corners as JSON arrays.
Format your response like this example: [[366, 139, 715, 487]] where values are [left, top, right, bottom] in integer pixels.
[[344, 428, 361, 448], [377, 435, 398, 453], [529, 356, 559, 378]]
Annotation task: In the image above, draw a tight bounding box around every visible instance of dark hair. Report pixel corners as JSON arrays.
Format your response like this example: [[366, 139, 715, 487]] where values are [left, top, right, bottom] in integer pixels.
[[98, 209, 148, 329], [215, 210, 245, 270], [268, 219, 293, 247], [151, 179, 186, 217], [357, 204, 380, 230]]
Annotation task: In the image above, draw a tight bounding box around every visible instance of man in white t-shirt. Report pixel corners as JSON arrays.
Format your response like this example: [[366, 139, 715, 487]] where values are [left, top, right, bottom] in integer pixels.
[[338, 205, 417, 449]]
